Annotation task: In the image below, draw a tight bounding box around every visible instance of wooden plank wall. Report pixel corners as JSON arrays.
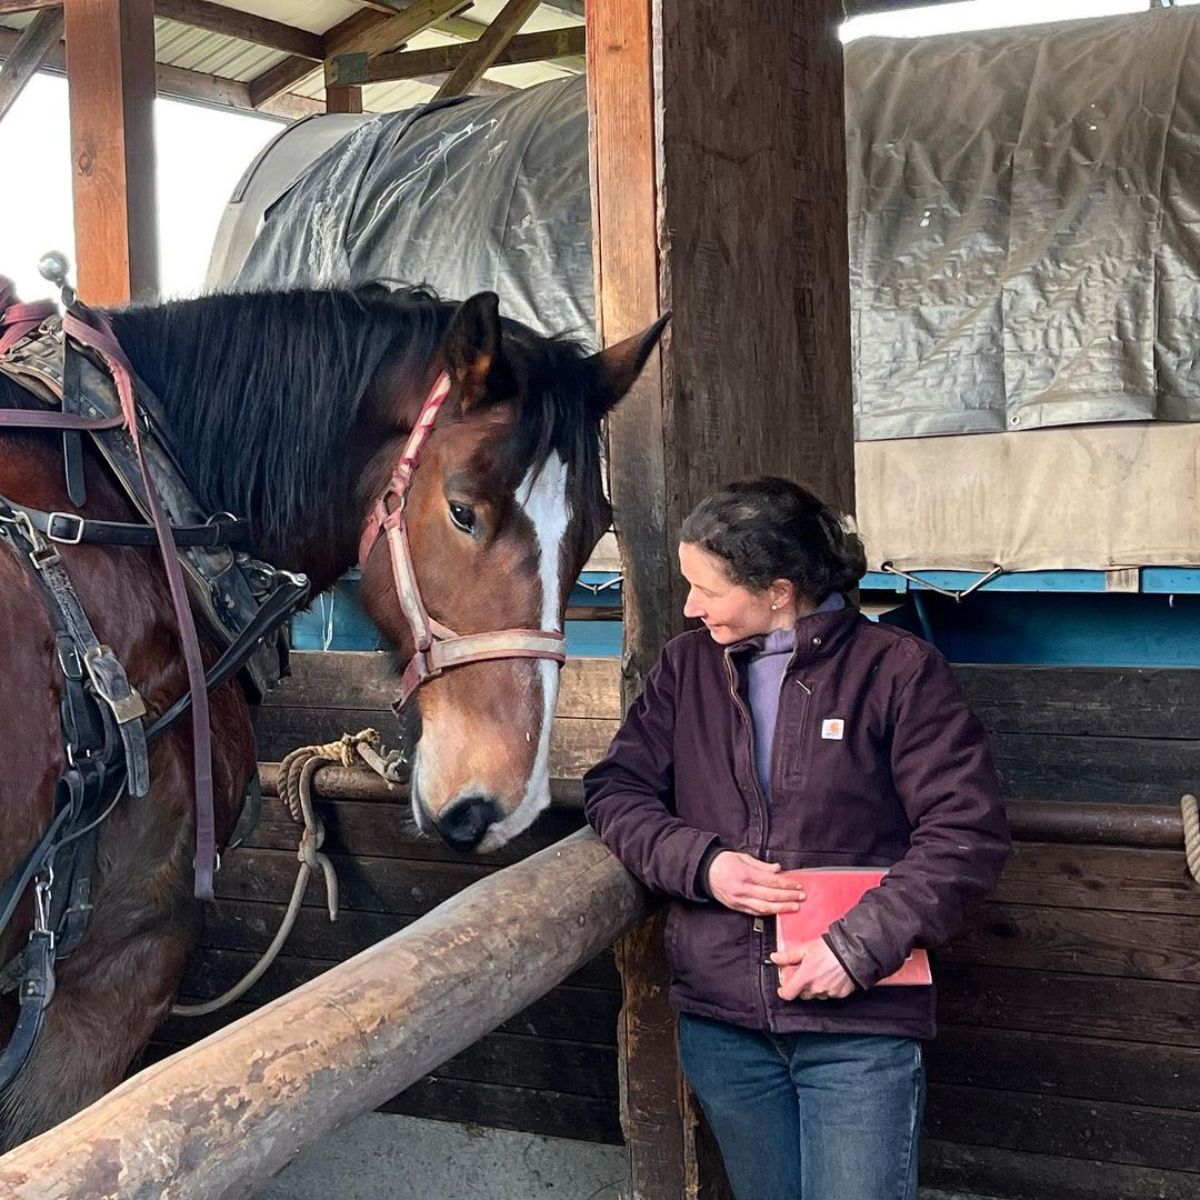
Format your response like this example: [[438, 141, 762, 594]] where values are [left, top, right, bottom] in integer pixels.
[[154, 653, 1200, 1199]]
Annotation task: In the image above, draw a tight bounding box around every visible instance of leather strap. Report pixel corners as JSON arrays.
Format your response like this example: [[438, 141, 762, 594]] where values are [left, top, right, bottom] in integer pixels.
[[61, 344, 87, 506], [18, 505, 252, 549], [357, 372, 452, 566], [359, 372, 566, 713], [62, 308, 217, 899], [0, 408, 125, 432], [0, 276, 57, 359], [0, 932, 55, 1094]]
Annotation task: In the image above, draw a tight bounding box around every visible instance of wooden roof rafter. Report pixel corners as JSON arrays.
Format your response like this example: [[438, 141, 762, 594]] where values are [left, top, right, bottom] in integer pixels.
[[154, 0, 324, 60], [434, 0, 542, 98], [247, 0, 473, 107], [327, 25, 584, 86], [0, 3, 61, 118], [0, 23, 322, 118], [0, 0, 589, 120]]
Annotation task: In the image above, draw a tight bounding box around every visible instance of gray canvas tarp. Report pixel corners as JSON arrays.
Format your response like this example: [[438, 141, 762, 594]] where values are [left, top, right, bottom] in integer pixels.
[[850, 7, 1200, 439], [215, 6, 1200, 444], [208, 7, 1200, 571], [228, 77, 595, 346]]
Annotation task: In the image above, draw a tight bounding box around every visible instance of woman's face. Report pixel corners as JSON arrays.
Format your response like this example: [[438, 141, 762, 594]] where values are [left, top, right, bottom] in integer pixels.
[[679, 542, 784, 645]]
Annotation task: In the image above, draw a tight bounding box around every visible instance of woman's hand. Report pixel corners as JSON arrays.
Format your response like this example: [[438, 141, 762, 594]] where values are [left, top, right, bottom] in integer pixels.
[[706, 852, 806, 915], [771, 938, 856, 1001]]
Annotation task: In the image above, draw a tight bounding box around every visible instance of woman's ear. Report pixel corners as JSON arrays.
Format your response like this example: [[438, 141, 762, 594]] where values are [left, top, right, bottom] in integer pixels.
[[768, 579, 797, 611]]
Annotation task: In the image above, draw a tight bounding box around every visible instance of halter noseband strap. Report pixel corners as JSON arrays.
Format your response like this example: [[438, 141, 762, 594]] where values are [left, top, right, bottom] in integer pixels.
[[359, 371, 567, 712]]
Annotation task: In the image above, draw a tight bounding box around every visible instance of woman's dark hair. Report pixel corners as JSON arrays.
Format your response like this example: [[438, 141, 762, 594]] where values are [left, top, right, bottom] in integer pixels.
[[680, 477, 866, 603]]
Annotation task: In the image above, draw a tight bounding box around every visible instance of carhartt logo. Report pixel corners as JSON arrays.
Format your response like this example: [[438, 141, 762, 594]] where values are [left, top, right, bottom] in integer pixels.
[[821, 719, 845, 740]]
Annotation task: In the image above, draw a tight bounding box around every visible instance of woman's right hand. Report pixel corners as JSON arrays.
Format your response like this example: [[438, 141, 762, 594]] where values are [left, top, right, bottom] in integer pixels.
[[706, 852, 806, 915]]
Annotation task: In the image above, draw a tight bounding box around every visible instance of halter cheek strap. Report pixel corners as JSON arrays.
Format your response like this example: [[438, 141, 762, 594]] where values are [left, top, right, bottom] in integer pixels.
[[359, 371, 567, 712]]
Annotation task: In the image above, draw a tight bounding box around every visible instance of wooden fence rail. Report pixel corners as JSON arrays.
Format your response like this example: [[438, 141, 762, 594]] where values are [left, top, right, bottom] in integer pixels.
[[0, 830, 647, 1200]]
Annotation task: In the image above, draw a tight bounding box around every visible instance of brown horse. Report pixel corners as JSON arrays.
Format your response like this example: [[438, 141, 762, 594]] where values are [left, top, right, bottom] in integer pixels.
[[0, 284, 661, 1148]]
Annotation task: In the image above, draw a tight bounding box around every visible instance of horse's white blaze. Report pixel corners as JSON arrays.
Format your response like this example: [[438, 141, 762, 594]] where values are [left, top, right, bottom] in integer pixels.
[[481, 452, 569, 849]]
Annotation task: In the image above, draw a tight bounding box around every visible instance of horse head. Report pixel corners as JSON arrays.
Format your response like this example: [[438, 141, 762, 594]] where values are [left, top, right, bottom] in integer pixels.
[[106, 285, 660, 855], [357, 291, 663, 852]]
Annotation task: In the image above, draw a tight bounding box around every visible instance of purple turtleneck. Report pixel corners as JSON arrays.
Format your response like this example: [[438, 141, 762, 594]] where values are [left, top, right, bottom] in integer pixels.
[[748, 592, 846, 801]]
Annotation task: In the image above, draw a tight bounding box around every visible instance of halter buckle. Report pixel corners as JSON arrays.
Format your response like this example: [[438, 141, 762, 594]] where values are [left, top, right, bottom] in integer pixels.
[[411, 645, 441, 684], [46, 511, 84, 545]]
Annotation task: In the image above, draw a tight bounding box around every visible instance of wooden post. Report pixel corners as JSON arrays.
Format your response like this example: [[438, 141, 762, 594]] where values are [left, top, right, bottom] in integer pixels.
[[587, 1, 854, 1196], [63, 0, 158, 304], [325, 83, 363, 113]]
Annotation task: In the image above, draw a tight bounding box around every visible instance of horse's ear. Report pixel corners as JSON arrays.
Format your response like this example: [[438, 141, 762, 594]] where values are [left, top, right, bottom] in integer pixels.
[[443, 291, 502, 412], [585, 313, 670, 417]]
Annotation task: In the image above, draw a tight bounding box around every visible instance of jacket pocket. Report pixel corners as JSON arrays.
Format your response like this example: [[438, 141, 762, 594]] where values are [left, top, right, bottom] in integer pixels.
[[663, 902, 759, 1019]]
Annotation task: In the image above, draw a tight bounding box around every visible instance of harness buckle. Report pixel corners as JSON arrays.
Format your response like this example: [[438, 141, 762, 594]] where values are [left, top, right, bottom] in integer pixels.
[[46, 511, 84, 545], [29, 542, 61, 571], [0, 507, 38, 547], [83, 644, 147, 724], [32, 867, 54, 949]]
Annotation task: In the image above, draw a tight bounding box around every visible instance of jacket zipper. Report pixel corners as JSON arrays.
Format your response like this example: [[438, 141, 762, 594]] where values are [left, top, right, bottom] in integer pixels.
[[723, 651, 769, 856], [724, 647, 806, 1030]]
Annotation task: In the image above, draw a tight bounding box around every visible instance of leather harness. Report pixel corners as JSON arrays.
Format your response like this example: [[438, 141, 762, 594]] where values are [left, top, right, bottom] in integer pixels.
[[0, 278, 308, 1094]]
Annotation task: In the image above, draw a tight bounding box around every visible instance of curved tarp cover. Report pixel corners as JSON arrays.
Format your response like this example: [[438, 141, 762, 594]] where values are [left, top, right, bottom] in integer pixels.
[[850, 6, 1200, 439], [232, 76, 596, 346], [223, 8, 1200, 443]]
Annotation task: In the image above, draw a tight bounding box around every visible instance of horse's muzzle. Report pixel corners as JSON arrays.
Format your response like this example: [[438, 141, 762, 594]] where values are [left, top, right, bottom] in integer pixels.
[[435, 794, 501, 853]]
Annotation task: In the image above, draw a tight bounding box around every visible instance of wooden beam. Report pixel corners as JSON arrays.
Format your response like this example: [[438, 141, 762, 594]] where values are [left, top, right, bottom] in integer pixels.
[[588, 0, 854, 1195], [325, 82, 362, 113], [329, 26, 584, 86], [0, 26, 321, 118], [0, 0, 60, 12], [0, 5, 62, 120], [0, 830, 650, 1198], [434, 0, 541, 99], [64, 0, 158, 305], [248, 0, 467, 109], [155, 59, 322, 118], [154, 0, 324, 61]]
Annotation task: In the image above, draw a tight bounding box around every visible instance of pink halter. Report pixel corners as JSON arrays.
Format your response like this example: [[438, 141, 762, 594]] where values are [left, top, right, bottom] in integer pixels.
[[358, 372, 567, 712]]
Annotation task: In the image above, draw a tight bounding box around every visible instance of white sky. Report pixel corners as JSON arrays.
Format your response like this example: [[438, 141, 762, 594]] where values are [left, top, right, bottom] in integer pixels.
[[0, 72, 280, 302], [842, 0, 1193, 41], [0, 0, 1191, 301]]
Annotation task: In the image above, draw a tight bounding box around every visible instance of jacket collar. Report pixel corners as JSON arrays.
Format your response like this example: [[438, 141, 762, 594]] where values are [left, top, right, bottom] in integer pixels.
[[724, 598, 860, 666]]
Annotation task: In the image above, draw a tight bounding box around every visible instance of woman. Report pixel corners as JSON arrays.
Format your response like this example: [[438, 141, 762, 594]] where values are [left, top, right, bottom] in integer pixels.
[[583, 477, 1010, 1200]]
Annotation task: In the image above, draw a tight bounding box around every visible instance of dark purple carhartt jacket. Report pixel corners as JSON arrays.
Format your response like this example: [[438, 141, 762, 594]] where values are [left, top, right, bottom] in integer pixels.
[[582, 605, 1010, 1039]]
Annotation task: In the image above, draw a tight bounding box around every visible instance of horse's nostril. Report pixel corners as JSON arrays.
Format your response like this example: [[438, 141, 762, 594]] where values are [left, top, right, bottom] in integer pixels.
[[436, 794, 500, 852]]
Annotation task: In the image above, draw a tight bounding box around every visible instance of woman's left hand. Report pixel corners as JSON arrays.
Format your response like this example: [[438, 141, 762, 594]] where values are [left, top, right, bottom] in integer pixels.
[[770, 938, 856, 1001]]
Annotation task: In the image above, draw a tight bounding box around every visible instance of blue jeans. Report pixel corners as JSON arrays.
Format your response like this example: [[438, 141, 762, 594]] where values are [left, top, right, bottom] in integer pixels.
[[678, 1014, 925, 1200]]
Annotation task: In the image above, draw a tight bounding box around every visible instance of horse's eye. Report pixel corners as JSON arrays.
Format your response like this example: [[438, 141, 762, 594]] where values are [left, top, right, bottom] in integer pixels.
[[448, 501, 476, 533]]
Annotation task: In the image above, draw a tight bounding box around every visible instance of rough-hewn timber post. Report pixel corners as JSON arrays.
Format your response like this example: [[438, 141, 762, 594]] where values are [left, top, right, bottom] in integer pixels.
[[63, 0, 158, 304], [586, 2, 854, 1195]]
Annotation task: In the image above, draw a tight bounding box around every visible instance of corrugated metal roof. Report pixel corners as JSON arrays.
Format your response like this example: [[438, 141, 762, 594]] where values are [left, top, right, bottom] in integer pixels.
[[155, 20, 287, 83], [2, 1, 584, 116]]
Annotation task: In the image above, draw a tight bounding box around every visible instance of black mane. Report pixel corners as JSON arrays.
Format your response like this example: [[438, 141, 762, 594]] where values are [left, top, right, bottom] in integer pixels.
[[104, 286, 609, 559], [110, 287, 445, 550]]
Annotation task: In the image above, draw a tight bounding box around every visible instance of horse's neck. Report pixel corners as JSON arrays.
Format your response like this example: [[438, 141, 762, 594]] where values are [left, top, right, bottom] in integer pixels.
[[124, 353, 364, 594]]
